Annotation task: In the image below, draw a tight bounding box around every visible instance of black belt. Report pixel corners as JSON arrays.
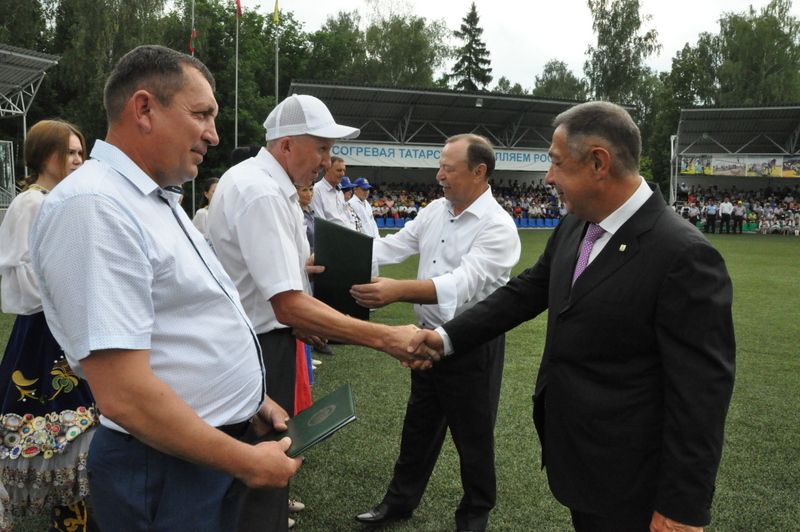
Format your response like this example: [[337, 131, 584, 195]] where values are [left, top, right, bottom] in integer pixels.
[[218, 420, 250, 439], [105, 420, 250, 441]]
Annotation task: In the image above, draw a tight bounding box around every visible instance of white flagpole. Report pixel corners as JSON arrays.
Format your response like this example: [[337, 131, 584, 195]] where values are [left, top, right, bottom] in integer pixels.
[[274, 28, 280, 104], [235, 8, 239, 148]]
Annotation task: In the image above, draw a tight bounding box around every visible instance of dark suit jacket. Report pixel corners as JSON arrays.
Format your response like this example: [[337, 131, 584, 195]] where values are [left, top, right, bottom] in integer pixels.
[[443, 186, 735, 526]]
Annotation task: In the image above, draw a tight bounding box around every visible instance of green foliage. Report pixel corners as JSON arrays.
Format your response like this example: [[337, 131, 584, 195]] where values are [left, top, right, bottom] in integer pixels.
[[532, 59, 588, 101], [364, 14, 450, 87], [493, 76, 527, 95], [448, 2, 493, 91], [305, 11, 369, 84], [716, 0, 800, 105], [584, 0, 660, 104]]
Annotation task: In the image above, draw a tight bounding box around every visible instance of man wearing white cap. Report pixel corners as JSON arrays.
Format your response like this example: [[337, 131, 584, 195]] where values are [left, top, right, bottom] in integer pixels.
[[207, 94, 428, 531]]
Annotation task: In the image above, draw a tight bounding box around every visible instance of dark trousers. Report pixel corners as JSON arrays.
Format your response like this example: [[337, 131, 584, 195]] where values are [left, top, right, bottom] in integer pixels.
[[232, 329, 297, 532], [721, 213, 731, 233], [705, 214, 717, 233], [570, 509, 652, 532], [88, 426, 238, 532], [733, 215, 744, 233], [383, 335, 505, 531]]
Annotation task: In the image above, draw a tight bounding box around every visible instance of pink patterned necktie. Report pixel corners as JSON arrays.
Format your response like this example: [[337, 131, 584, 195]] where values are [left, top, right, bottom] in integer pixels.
[[572, 223, 605, 285]]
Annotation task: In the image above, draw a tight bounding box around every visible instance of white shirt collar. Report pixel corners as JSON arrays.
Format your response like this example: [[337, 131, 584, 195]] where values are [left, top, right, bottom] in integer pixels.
[[255, 147, 298, 202], [91, 140, 159, 197], [597, 177, 652, 236], [447, 185, 495, 219]]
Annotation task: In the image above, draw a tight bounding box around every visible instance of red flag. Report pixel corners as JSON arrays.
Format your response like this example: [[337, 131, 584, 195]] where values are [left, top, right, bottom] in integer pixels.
[[235, 0, 242, 17], [188, 28, 198, 55]]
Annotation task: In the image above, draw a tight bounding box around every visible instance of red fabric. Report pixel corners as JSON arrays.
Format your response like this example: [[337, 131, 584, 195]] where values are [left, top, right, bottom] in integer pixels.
[[294, 340, 312, 414], [235, 0, 243, 17]]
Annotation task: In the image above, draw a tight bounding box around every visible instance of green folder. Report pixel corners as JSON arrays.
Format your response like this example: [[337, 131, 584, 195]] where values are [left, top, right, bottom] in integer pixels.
[[313, 217, 373, 320], [266, 383, 357, 457]]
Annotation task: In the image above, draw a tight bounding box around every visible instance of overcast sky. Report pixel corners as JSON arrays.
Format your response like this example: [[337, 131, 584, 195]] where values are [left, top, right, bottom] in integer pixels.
[[241, 0, 799, 89]]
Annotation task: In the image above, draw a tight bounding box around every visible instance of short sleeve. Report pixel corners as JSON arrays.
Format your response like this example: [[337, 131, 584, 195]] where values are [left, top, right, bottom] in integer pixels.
[[32, 194, 155, 363]]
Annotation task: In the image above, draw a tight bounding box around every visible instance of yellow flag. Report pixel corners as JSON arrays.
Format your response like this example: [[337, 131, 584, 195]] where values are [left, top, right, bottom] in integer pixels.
[[273, 0, 279, 24]]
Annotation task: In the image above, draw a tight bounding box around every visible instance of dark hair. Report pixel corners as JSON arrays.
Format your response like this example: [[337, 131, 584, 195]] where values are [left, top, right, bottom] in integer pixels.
[[446, 133, 495, 177], [24, 119, 86, 187], [553, 101, 641, 176], [330, 156, 344, 165], [229, 144, 261, 166], [199, 177, 219, 208], [104, 45, 215, 123]]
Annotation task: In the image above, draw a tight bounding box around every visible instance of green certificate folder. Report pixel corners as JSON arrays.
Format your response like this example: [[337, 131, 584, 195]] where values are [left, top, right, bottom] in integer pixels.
[[267, 383, 357, 457], [313, 217, 373, 320]]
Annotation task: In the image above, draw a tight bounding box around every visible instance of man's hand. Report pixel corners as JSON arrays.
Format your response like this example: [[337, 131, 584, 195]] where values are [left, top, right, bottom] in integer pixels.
[[305, 254, 324, 276], [250, 396, 290, 438], [378, 324, 438, 370], [350, 277, 401, 308], [650, 511, 703, 532], [292, 327, 327, 351], [240, 438, 302, 489], [404, 329, 445, 370]]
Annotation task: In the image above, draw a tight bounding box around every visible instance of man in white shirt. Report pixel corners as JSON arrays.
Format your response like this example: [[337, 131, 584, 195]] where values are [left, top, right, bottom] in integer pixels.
[[719, 196, 734, 234], [207, 94, 429, 531], [350, 134, 521, 532], [349, 177, 379, 238], [312, 155, 354, 229], [29, 45, 299, 531]]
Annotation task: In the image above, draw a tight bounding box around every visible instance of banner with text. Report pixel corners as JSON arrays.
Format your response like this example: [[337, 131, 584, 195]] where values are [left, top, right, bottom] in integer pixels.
[[332, 142, 551, 171]]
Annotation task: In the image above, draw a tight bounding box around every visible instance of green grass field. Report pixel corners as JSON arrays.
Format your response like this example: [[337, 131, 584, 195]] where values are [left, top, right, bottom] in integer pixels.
[[1, 230, 798, 531]]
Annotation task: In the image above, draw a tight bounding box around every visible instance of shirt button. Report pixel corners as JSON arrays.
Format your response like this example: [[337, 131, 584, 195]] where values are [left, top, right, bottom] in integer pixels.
[[433, 260, 436, 263], [441, 239, 444, 243]]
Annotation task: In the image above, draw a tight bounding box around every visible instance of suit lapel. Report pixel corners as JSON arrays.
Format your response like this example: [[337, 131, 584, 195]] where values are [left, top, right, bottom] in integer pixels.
[[567, 186, 667, 305]]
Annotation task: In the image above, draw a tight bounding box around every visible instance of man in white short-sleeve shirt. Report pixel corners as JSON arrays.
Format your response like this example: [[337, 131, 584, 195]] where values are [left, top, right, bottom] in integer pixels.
[[207, 95, 432, 530], [312, 155, 354, 229], [30, 45, 299, 532], [350, 134, 521, 531]]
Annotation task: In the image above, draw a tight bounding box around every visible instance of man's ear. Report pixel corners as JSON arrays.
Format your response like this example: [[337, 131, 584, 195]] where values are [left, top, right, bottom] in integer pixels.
[[473, 163, 487, 179], [590, 146, 612, 175], [131, 90, 154, 133]]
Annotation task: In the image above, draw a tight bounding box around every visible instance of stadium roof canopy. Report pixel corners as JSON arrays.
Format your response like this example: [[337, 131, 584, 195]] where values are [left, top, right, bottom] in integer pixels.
[[288, 80, 583, 149], [675, 105, 800, 156], [0, 43, 58, 118]]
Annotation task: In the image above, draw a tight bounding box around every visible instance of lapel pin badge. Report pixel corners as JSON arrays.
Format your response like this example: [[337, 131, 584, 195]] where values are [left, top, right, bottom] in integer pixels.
[[619, 244, 627, 252]]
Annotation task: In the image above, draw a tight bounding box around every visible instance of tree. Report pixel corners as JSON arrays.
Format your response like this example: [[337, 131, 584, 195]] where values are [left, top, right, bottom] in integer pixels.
[[493, 76, 527, 95], [531, 60, 588, 100], [448, 2, 492, 91], [583, 0, 660, 103], [716, 0, 800, 105], [305, 11, 369, 83], [364, 14, 449, 86]]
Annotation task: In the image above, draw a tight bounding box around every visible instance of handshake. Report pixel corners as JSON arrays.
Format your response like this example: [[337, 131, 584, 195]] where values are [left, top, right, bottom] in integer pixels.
[[382, 325, 447, 370]]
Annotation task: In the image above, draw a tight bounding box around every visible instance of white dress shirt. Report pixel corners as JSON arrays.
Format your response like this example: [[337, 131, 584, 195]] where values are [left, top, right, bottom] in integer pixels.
[[312, 178, 354, 229], [374, 186, 521, 329], [589, 176, 653, 264], [30, 140, 264, 431], [0, 188, 46, 315], [208, 148, 311, 334], [349, 195, 380, 238], [192, 206, 209, 235]]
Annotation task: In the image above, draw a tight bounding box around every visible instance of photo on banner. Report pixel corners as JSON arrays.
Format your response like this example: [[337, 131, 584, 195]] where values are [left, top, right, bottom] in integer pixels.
[[711, 156, 746, 176], [782, 156, 800, 177], [746, 156, 782, 177]]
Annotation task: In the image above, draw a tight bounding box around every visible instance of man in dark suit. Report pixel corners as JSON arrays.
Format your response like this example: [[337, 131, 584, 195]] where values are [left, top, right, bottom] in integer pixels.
[[410, 102, 736, 532]]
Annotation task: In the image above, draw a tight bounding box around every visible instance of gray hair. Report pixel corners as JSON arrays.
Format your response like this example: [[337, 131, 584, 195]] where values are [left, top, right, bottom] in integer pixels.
[[553, 101, 641, 176]]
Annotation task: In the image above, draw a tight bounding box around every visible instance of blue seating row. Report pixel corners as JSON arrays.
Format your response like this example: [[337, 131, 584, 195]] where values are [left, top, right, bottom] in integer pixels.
[[375, 217, 560, 229]]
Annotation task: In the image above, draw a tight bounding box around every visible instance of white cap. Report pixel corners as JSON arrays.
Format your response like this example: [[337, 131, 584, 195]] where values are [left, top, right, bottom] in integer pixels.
[[263, 94, 360, 141]]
